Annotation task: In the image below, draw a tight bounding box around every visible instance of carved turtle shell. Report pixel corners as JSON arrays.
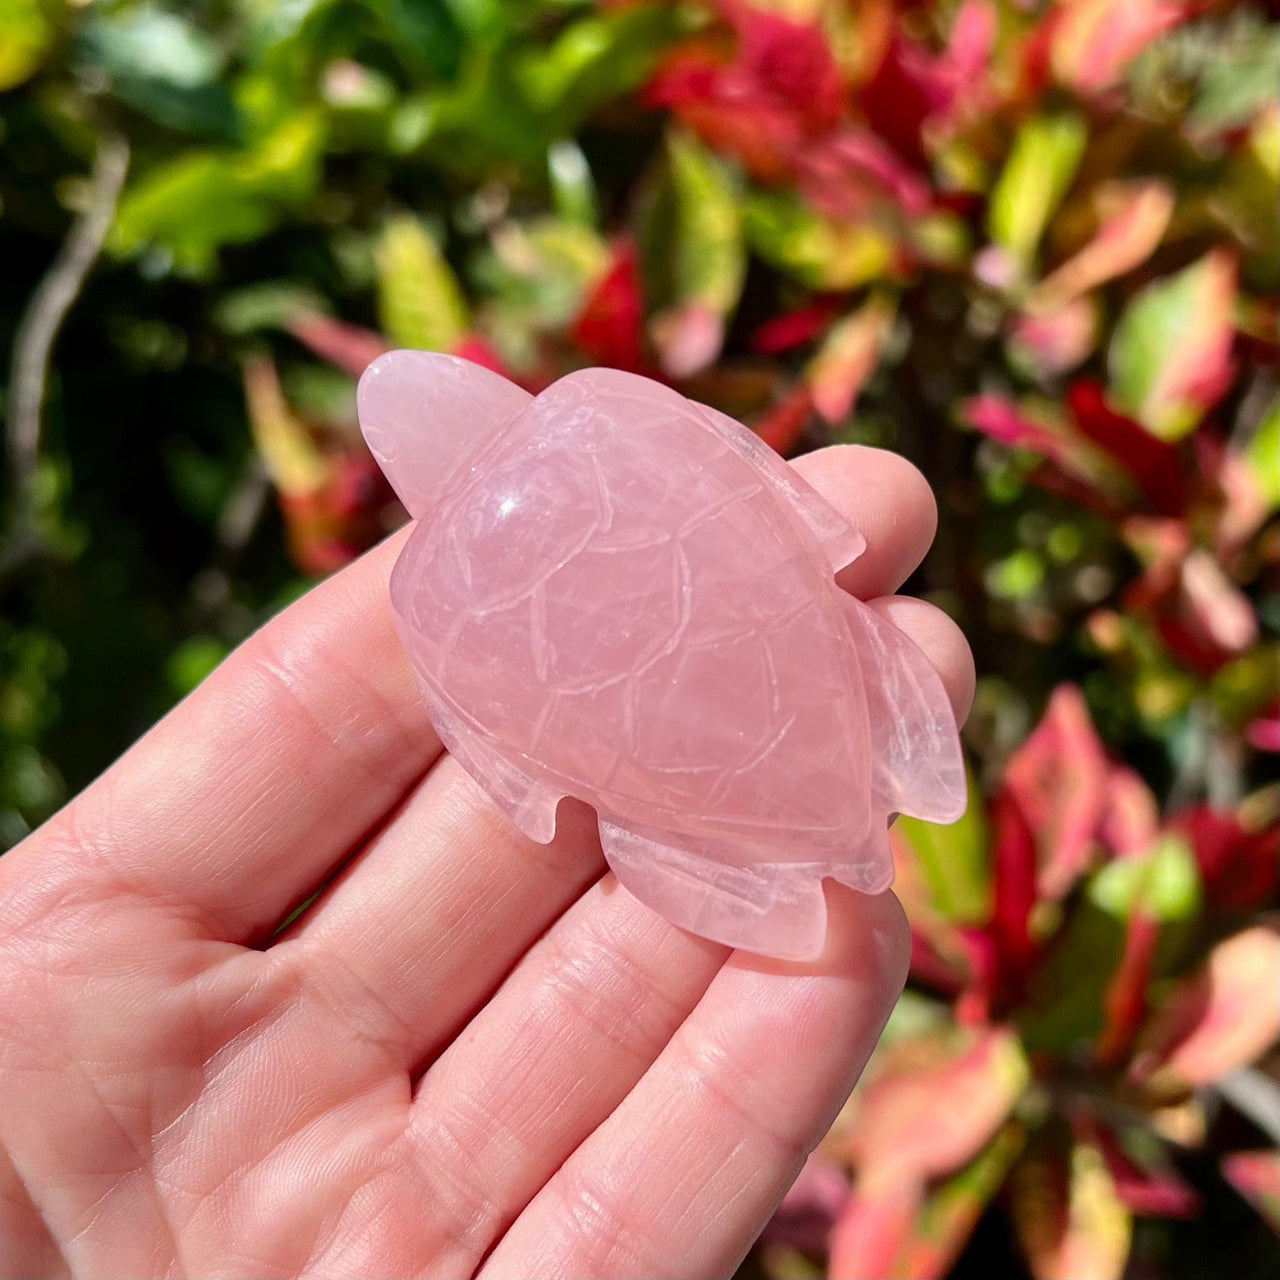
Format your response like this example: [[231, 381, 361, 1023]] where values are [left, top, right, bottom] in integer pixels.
[[359, 353, 964, 959]]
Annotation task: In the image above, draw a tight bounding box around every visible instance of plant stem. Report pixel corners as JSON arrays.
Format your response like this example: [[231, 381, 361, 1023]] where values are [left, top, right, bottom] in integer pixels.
[[3, 130, 129, 576]]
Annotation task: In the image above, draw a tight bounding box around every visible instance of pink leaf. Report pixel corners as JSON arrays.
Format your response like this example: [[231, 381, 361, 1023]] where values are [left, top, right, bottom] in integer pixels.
[[764, 1152, 850, 1257], [1003, 685, 1110, 903], [1221, 1151, 1280, 1232], [1099, 766, 1161, 860], [847, 1029, 1029, 1184], [805, 296, 895, 425], [1132, 924, 1280, 1088], [1029, 181, 1175, 310], [651, 301, 724, 380], [1009, 297, 1097, 377], [1177, 549, 1258, 655], [828, 1173, 923, 1280], [1050, 0, 1187, 96], [286, 311, 389, 377], [1246, 714, 1280, 753]]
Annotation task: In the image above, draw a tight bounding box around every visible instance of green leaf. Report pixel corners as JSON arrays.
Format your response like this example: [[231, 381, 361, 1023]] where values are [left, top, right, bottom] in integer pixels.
[[667, 130, 745, 316], [166, 636, 231, 696], [744, 192, 895, 290], [475, 217, 609, 329], [514, 2, 685, 136], [110, 113, 325, 274], [0, 0, 59, 91], [893, 771, 990, 925], [548, 139, 598, 228], [1109, 251, 1236, 441], [112, 154, 277, 275], [988, 114, 1086, 268], [375, 0, 464, 80], [81, 5, 223, 87], [375, 215, 469, 351], [1244, 396, 1280, 510], [1089, 835, 1201, 922], [1191, 14, 1280, 134]]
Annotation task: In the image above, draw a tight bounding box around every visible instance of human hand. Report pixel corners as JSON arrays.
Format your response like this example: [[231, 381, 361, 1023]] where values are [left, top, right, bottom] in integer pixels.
[[0, 443, 973, 1280]]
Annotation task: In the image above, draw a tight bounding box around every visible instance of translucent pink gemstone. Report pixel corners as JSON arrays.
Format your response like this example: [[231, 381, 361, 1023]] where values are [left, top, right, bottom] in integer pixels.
[[358, 352, 965, 959]]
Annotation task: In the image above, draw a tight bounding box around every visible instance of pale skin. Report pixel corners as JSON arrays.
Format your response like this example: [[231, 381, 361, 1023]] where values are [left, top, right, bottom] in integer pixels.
[[0, 444, 974, 1280]]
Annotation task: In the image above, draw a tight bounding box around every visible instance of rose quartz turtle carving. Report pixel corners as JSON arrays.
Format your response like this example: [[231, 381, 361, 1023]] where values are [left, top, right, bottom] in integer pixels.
[[358, 351, 965, 960]]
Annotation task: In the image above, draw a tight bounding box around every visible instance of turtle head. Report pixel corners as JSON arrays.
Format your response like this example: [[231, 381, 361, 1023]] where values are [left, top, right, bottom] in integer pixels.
[[357, 350, 532, 519]]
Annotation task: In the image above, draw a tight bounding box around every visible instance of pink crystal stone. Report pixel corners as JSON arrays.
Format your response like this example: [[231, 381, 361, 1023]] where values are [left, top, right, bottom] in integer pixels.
[[358, 352, 965, 960]]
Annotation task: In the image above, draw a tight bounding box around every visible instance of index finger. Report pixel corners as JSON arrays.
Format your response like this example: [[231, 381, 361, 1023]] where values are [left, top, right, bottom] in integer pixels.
[[3, 527, 440, 943]]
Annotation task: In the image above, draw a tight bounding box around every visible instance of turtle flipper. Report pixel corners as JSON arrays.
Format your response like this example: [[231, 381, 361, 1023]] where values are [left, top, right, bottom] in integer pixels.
[[841, 594, 967, 825], [357, 350, 532, 518], [418, 683, 562, 843], [598, 820, 831, 961]]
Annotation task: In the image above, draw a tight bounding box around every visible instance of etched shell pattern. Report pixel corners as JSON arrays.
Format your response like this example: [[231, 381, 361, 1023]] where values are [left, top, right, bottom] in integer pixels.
[[392, 373, 874, 856]]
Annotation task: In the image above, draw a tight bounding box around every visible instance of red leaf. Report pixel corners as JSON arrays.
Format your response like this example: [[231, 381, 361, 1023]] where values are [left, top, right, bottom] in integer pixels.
[[280, 453, 397, 576], [1096, 910, 1160, 1068], [990, 789, 1039, 996], [752, 385, 814, 455], [1003, 685, 1110, 903], [570, 240, 647, 374], [862, 1, 997, 162], [764, 1152, 849, 1257], [1132, 923, 1280, 1089], [721, 0, 844, 132], [1168, 805, 1279, 911], [646, 2, 845, 181], [286, 311, 389, 377], [450, 335, 512, 379], [749, 300, 837, 355], [797, 128, 931, 222], [1082, 1119, 1200, 1219], [1067, 381, 1186, 516]]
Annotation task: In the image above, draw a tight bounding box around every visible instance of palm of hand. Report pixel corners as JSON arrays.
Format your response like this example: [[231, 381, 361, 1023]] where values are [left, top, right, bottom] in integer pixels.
[[0, 445, 972, 1280]]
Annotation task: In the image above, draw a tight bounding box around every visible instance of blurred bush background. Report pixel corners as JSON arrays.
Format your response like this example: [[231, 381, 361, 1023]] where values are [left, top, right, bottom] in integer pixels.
[[1, 1, 1277, 1276]]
